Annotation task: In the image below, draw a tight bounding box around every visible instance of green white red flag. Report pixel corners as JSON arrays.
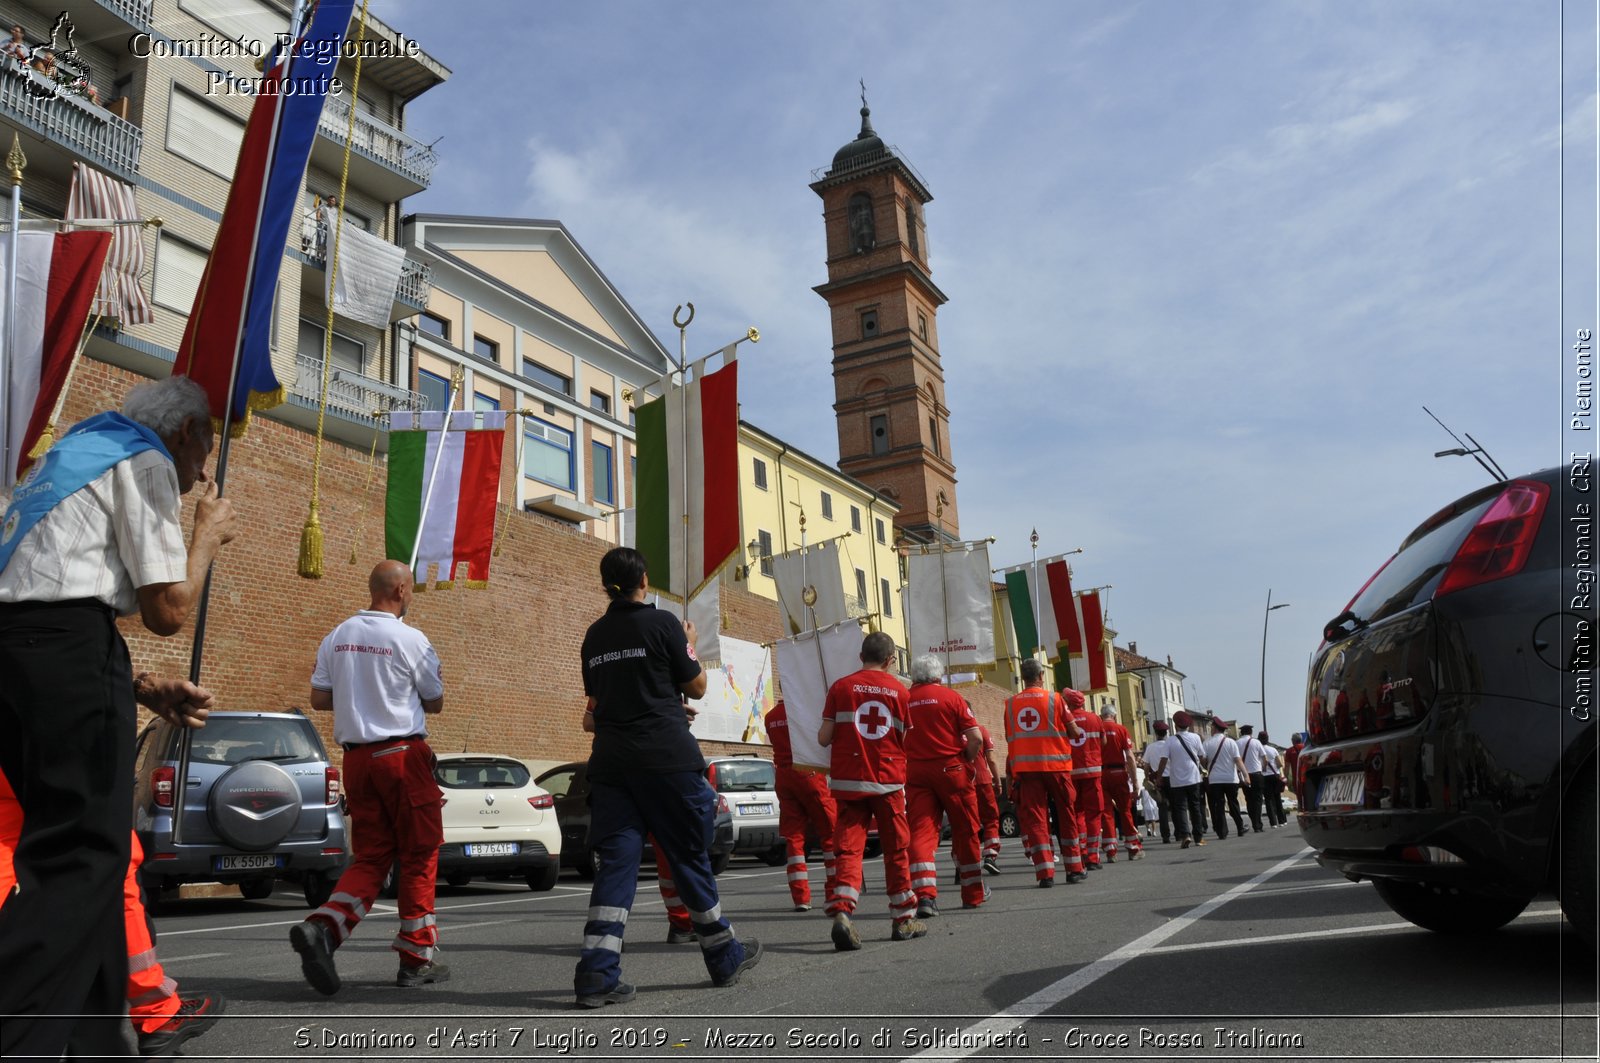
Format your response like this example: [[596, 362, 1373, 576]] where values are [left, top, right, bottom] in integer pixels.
[[633, 347, 740, 601], [999, 553, 1081, 661], [1073, 589, 1110, 691], [385, 410, 505, 588]]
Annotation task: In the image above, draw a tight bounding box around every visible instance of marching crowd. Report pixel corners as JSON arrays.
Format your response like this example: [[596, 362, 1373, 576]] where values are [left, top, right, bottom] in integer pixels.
[[0, 375, 1303, 1058]]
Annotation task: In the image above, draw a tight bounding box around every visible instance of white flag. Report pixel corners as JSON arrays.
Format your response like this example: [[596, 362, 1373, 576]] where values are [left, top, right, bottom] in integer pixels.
[[775, 620, 864, 772], [769, 538, 849, 634], [654, 580, 723, 665], [904, 542, 996, 669]]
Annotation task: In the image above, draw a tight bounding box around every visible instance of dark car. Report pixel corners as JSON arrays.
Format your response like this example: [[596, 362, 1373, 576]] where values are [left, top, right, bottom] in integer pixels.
[[132, 711, 349, 909], [1299, 466, 1595, 946], [534, 761, 734, 877]]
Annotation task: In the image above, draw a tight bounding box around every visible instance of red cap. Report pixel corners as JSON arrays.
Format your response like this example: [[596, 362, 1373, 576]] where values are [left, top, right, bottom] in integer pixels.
[[1062, 689, 1086, 710], [1173, 710, 1192, 727]]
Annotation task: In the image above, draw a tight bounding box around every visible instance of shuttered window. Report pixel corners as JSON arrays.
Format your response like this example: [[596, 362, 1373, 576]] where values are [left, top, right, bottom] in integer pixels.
[[152, 237, 207, 314], [167, 89, 245, 178], [178, 0, 284, 52]]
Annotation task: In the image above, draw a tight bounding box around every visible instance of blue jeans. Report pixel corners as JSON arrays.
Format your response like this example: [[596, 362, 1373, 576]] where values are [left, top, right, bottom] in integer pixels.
[[574, 771, 749, 993]]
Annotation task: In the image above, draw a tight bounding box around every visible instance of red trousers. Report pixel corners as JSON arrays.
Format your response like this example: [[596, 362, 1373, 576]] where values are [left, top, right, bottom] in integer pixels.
[[906, 758, 986, 908], [775, 767, 836, 908], [308, 738, 443, 966], [0, 778, 178, 1033], [1100, 770, 1142, 857], [1072, 769, 1105, 867], [1015, 772, 1081, 879], [828, 789, 915, 922], [649, 836, 693, 932], [975, 777, 1001, 860]]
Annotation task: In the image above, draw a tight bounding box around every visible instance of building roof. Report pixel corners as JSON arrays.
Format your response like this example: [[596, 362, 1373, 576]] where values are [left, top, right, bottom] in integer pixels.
[[1115, 644, 1183, 677]]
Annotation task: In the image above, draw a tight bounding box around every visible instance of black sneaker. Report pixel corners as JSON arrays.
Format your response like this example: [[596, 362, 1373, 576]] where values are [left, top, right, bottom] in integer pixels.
[[575, 981, 637, 1008], [1065, 871, 1088, 884], [983, 858, 1002, 875], [1086, 862, 1103, 871], [666, 928, 698, 944], [916, 897, 939, 919], [1036, 876, 1054, 888], [289, 920, 340, 996], [396, 960, 450, 988], [711, 938, 763, 987], [137, 992, 226, 1057]]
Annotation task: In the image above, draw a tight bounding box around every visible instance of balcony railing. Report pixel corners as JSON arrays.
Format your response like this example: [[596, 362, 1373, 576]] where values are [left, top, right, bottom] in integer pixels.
[[299, 211, 434, 311], [0, 62, 141, 180], [317, 95, 436, 188], [93, 0, 154, 33], [291, 352, 425, 420]]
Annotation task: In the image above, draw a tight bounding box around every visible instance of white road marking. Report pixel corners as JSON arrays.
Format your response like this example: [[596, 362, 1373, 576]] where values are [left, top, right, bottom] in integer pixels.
[[155, 951, 231, 964], [903, 847, 1316, 1062], [1140, 906, 1567, 955]]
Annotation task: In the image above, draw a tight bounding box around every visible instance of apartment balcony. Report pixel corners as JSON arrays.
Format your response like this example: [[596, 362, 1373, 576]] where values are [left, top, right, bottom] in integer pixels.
[[311, 95, 435, 202], [0, 61, 141, 182], [76, 0, 154, 36], [296, 220, 433, 323], [289, 351, 425, 423]]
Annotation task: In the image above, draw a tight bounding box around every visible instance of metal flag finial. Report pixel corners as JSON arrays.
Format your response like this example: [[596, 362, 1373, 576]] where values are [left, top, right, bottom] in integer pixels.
[[7, 133, 26, 185]]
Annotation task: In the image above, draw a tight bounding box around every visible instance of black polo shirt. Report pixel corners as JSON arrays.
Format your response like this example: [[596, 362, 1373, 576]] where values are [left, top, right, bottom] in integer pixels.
[[582, 598, 705, 782]]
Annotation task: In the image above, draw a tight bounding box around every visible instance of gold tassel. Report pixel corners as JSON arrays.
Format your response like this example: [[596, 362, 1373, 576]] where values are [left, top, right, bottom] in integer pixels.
[[298, 505, 325, 579], [26, 424, 55, 460]]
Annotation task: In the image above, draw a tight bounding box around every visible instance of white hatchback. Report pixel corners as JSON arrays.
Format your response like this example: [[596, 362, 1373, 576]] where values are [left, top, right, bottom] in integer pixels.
[[434, 754, 562, 891]]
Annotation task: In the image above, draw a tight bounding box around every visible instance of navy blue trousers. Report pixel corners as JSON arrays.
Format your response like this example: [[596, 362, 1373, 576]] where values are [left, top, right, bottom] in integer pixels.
[[575, 771, 749, 993]]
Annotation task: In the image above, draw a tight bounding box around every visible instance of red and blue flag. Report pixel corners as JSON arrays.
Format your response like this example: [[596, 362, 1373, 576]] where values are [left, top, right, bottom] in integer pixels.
[[174, 0, 356, 433]]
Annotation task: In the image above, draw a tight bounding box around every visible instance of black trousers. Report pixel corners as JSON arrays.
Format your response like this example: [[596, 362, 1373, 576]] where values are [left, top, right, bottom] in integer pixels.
[[1168, 783, 1205, 841], [0, 600, 134, 1059], [1207, 782, 1247, 837], [1246, 773, 1267, 832]]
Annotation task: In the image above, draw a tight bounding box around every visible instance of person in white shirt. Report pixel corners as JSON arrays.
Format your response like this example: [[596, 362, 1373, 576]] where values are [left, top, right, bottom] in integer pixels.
[[1140, 723, 1172, 842], [1150, 711, 1207, 849], [1202, 718, 1249, 838], [291, 560, 447, 996], [1237, 724, 1267, 833], [1259, 733, 1287, 827]]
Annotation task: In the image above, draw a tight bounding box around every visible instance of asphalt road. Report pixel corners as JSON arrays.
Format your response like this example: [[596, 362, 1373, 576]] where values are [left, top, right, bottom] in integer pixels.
[[144, 825, 1596, 1062]]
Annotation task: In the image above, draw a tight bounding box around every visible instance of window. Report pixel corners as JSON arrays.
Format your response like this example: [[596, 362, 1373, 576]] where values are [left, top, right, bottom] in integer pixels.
[[855, 568, 868, 606], [178, 0, 281, 50], [752, 457, 768, 490], [820, 491, 833, 520], [152, 236, 207, 314], [929, 417, 941, 457], [417, 369, 449, 412], [906, 200, 920, 258], [418, 312, 450, 340], [591, 441, 614, 505], [167, 89, 245, 179], [860, 309, 878, 339], [474, 392, 499, 413], [590, 389, 611, 415], [850, 505, 862, 532], [298, 320, 364, 374], [870, 414, 889, 455], [522, 358, 572, 396], [473, 334, 499, 362], [758, 530, 774, 577], [523, 418, 574, 490], [880, 577, 894, 617], [875, 517, 887, 544], [917, 310, 928, 342], [848, 191, 875, 252]]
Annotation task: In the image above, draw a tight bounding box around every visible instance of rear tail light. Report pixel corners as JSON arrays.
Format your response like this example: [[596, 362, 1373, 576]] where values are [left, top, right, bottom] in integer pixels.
[[528, 793, 554, 810], [1434, 480, 1549, 598], [324, 765, 341, 806], [716, 793, 730, 815], [152, 766, 175, 808]]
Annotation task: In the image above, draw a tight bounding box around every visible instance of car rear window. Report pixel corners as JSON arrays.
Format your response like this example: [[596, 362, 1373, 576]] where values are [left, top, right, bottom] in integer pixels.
[[184, 716, 325, 765], [1347, 493, 1497, 626], [437, 759, 530, 789], [710, 759, 774, 792]]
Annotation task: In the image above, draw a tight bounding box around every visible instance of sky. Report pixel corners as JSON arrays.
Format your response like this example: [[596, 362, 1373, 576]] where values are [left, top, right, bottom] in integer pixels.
[[375, 0, 1591, 740]]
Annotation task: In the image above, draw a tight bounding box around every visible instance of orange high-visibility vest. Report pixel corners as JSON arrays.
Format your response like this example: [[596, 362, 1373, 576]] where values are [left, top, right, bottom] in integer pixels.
[[1004, 687, 1074, 774]]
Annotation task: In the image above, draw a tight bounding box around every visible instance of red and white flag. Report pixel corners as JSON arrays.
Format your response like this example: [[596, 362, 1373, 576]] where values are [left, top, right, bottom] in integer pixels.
[[66, 163, 153, 325], [0, 229, 113, 488]]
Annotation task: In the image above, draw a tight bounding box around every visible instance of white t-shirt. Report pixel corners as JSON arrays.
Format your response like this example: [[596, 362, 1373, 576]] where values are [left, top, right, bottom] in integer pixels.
[[1239, 735, 1266, 774], [1202, 734, 1244, 783], [312, 609, 443, 745], [1261, 744, 1282, 777], [1157, 731, 1206, 787]]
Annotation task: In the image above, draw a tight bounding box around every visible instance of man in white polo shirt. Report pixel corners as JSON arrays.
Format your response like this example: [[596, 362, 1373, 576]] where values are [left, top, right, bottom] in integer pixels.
[[290, 560, 446, 995]]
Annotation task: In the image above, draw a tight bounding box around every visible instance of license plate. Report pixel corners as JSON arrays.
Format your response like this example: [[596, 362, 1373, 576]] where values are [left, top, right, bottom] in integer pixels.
[[216, 853, 282, 871], [738, 803, 773, 816], [465, 842, 518, 857], [1317, 773, 1365, 808]]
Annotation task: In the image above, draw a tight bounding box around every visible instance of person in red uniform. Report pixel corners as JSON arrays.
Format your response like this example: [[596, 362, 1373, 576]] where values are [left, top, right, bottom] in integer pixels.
[[1283, 732, 1306, 807], [1063, 688, 1105, 872], [973, 723, 1003, 874], [1003, 659, 1085, 886], [818, 631, 924, 949], [766, 700, 837, 912], [904, 655, 987, 916], [1096, 705, 1143, 861]]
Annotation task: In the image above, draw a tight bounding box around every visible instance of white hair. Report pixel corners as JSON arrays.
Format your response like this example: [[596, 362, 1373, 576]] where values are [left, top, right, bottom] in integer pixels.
[[121, 376, 211, 439], [909, 654, 945, 685]]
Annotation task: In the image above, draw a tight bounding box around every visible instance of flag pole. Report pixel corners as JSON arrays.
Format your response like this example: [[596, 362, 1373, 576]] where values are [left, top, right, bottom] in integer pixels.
[[936, 491, 951, 676], [2, 134, 25, 485], [407, 366, 463, 579], [1028, 528, 1041, 664], [177, 0, 310, 845]]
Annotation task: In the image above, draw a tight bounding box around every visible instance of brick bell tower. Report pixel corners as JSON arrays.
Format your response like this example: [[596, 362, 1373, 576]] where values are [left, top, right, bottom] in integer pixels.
[[811, 90, 958, 544]]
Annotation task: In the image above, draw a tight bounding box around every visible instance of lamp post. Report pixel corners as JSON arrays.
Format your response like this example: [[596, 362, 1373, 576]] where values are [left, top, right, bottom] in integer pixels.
[[1259, 589, 1291, 733]]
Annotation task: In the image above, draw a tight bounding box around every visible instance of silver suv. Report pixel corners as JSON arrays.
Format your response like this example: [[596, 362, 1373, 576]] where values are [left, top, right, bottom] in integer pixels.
[[705, 755, 783, 865], [132, 711, 349, 909]]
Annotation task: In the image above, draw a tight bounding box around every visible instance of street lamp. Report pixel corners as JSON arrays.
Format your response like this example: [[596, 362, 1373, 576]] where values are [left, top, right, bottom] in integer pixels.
[[1259, 589, 1291, 733]]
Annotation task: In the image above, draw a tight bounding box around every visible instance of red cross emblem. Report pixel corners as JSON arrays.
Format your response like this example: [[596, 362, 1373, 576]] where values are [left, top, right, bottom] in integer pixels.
[[1016, 706, 1041, 732], [855, 700, 892, 740]]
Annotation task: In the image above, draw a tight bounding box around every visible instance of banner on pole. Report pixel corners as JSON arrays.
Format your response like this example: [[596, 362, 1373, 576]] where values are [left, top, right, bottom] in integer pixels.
[[774, 620, 865, 772], [903, 541, 996, 669], [769, 537, 849, 634], [687, 634, 774, 745]]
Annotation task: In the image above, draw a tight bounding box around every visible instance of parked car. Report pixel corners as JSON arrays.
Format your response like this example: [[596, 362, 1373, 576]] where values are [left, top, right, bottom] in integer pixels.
[[534, 761, 734, 877], [434, 754, 561, 891], [1300, 466, 1595, 946], [132, 710, 348, 909], [705, 755, 784, 865]]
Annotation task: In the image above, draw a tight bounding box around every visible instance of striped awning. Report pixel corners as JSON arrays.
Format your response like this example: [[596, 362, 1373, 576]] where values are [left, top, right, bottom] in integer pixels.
[[65, 162, 153, 325]]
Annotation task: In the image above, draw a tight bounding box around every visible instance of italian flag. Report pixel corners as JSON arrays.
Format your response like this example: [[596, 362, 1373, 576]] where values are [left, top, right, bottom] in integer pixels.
[[1074, 589, 1110, 691], [634, 349, 740, 601], [1001, 554, 1081, 662], [385, 410, 505, 588]]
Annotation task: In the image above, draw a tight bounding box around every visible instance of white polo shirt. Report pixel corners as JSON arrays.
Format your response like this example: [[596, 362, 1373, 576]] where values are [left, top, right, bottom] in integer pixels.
[[1202, 734, 1244, 783], [1161, 730, 1206, 787], [312, 609, 443, 745], [1239, 735, 1266, 774], [1262, 744, 1283, 777]]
